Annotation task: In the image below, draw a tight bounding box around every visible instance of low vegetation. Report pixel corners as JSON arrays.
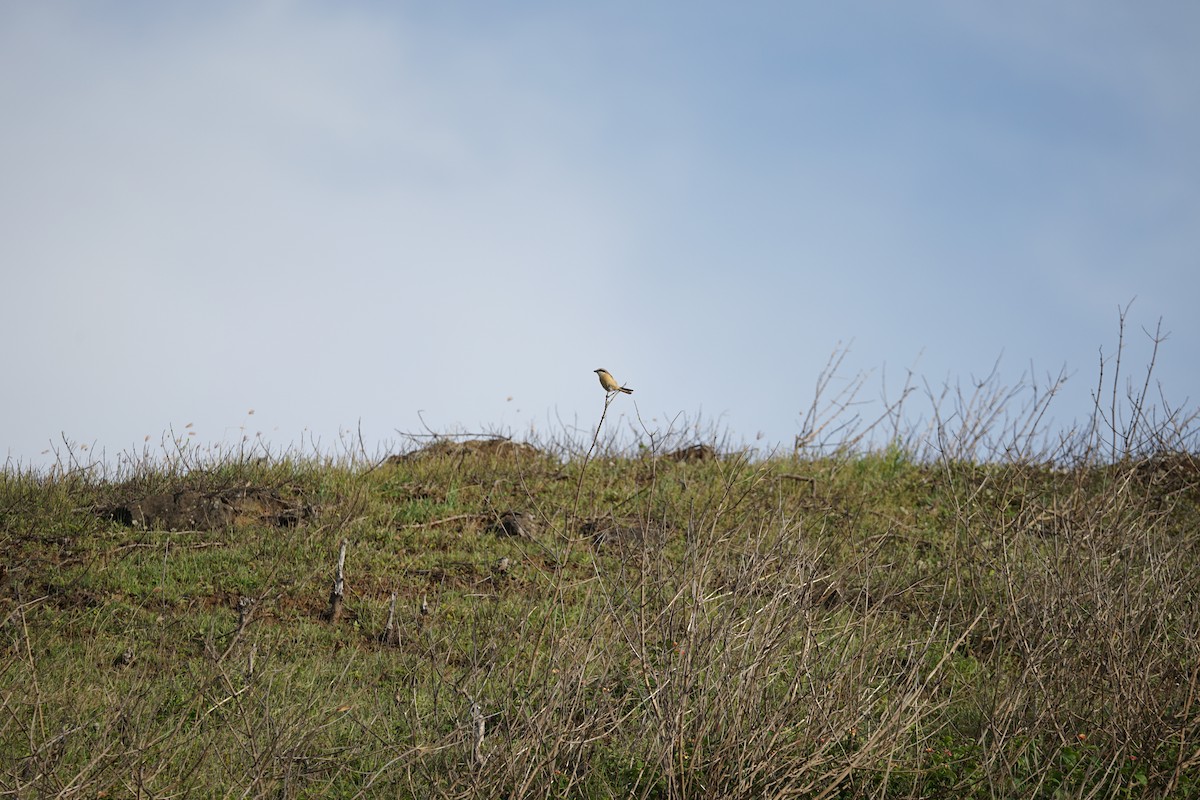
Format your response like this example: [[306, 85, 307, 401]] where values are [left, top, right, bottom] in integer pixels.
[[3, 329, 1199, 798]]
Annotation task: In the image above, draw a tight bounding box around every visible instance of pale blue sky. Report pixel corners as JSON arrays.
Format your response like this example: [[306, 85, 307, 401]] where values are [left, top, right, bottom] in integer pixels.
[[3, 2, 1198, 466]]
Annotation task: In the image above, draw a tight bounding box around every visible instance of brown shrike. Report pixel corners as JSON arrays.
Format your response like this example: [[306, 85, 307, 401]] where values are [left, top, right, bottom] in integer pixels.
[[594, 368, 633, 394]]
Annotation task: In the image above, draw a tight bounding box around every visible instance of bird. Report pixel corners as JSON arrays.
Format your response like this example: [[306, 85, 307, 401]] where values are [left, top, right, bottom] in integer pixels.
[[594, 368, 633, 394]]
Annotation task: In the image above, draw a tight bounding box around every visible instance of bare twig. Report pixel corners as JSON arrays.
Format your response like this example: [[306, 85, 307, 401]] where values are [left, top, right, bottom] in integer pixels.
[[321, 538, 349, 623]]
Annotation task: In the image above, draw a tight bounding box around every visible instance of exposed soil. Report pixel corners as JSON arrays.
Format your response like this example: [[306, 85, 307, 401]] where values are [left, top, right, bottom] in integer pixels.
[[98, 486, 310, 531], [387, 438, 546, 463]]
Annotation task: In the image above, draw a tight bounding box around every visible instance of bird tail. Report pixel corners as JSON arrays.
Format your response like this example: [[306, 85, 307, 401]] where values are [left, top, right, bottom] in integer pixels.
[[620, 386, 633, 394]]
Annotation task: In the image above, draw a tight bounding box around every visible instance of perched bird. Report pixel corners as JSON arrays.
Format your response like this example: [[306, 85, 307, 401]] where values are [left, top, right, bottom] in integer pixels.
[[594, 368, 633, 394]]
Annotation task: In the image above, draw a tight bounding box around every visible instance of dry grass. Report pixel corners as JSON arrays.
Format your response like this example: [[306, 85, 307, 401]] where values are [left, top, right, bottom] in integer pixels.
[[2, 324, 1198, 798]]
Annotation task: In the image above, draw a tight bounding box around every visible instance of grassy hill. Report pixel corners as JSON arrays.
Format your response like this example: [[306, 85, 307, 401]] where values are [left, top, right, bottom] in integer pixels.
[[3, 396, 1200, 797]]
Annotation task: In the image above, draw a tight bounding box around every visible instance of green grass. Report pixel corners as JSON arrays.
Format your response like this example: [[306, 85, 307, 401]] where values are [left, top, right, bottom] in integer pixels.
[[2, 435, 1199, 798]]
